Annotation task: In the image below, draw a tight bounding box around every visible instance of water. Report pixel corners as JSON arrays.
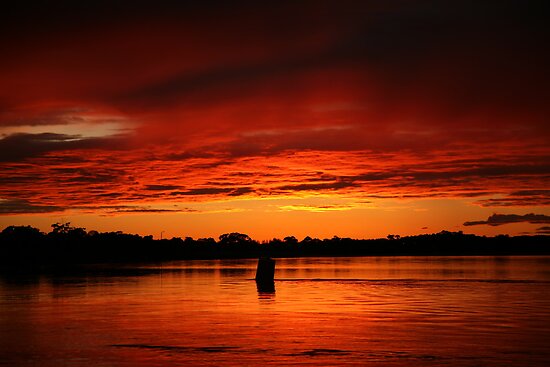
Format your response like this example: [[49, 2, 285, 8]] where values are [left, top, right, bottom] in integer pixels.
[[1, 256, 550, 366]]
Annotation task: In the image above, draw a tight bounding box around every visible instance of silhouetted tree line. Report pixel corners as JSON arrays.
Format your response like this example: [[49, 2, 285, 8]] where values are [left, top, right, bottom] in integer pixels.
[[0, 223, 548, 271]]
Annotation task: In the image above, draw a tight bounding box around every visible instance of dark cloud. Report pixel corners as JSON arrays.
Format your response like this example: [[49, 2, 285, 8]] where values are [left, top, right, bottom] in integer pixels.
[[105, 207, 197, 214], [91, 193, 122, 198], [476, 190, 550, 207], [0, 106, 90, 127], [0, 133, 125, 162], [102, 0, 547, 121], [219, 124, 550, 158], [223, 128, 380, 157], [70, 204, 198, 214], [171, 187, 254, 196], [116, 55, 309, 108], [168, 186, 254, 197], [266, 159, 548, 198], [188, 160, 235, 170], [0, 174, 41, 185], [227, 187, 255, 197], [61, 168, 124, 184], [163, 151, 217, 161], [144, 185, 182, 191], [277, 181, 356, 192], [409, 165, 550, 181], [464, 213, 550, 227], [0, 198, 62, 214], [171, 188, 234, 196], [3, 1, 546, 122], [511, 190, 550, 197], [536, 226, 550, 235]]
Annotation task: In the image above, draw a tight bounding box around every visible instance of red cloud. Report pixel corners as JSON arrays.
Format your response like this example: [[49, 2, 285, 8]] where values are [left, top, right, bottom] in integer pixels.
[[0, 1, 548, 215]]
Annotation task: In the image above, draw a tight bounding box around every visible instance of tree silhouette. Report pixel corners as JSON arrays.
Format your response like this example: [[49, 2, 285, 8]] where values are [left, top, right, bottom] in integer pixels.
[[1, 225, 42, 240], [218, 232, 253, 245], [283, 236, 298, 245]]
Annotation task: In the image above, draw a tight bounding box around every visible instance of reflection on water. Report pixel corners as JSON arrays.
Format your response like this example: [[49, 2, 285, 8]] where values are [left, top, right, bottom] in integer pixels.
[[1, 256, 550, 366], [256, 280, 276, 295]]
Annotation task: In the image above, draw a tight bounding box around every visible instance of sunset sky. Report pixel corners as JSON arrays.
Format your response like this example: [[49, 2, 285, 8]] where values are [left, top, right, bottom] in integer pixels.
[[0, 0, 548, 240]]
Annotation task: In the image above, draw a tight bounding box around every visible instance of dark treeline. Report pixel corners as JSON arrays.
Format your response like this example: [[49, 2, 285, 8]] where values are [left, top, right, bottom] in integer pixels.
[[1, 223, 549, 271]]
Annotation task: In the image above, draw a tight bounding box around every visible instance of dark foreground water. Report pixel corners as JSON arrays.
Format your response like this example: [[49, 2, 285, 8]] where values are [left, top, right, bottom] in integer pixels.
[[1, 256, 550, 366]]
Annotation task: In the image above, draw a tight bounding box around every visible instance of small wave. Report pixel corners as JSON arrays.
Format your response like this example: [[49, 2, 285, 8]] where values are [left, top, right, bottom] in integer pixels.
[[111, 344, 240, 353], [274, 278, 550, 284], [284, 348, 352, 357]]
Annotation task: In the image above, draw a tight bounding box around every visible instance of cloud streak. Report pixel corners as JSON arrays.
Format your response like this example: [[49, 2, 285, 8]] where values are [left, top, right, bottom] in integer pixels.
[[0, 198, 62, 214], [0, 132, 127, 162], [464, 213, 550, 227]]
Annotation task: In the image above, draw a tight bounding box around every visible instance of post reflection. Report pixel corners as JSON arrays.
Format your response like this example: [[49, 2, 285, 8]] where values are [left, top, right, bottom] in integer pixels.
[[256, 279, 275, 300]]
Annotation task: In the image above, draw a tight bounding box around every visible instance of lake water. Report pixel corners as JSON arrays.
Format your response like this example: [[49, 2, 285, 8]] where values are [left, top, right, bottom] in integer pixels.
[[1, 256, 550, 366]]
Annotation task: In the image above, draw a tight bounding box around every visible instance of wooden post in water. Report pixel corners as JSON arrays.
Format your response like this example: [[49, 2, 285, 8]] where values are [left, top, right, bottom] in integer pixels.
[[255, 257, 275, 282]]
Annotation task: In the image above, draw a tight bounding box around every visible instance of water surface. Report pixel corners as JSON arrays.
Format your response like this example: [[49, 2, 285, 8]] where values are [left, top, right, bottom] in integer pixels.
[[1, 256, 550, 366]]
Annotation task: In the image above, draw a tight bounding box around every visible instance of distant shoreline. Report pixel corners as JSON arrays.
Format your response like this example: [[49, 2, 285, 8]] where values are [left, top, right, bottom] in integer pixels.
[[1, 225, 548, 272]]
